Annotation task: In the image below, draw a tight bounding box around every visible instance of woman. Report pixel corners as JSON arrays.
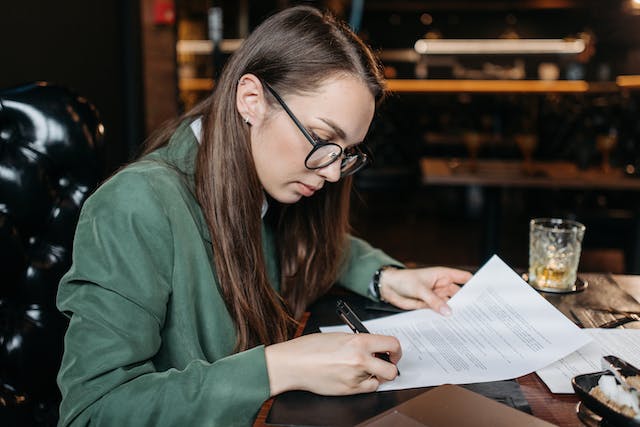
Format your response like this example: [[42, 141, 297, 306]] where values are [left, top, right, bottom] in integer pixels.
[[57, 6, 471, 426]]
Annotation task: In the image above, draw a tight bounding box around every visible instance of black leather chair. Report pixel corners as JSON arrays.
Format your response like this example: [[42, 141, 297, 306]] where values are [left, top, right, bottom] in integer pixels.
[[0, 82, 104, 426]]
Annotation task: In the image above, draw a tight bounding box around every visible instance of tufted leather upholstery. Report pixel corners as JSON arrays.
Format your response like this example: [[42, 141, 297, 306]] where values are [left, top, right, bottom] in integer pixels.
[[0, 82, 104, 425]]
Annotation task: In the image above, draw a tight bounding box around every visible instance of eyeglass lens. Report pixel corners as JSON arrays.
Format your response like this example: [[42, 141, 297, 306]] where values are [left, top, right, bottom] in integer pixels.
[[306, 145, 367, 176]]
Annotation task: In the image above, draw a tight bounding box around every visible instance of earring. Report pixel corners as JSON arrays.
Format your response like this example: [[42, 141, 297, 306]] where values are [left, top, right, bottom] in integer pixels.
[[244, 117, 251, 125]]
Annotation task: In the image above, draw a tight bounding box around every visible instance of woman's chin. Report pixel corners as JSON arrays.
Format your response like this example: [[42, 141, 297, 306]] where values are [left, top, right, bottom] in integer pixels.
[[267, 190, 303, 205]]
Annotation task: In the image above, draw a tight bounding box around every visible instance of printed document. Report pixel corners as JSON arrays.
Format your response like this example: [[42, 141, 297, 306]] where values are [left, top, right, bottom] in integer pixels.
[[321, 255, 592, 391], [536, 328, 640, 393]]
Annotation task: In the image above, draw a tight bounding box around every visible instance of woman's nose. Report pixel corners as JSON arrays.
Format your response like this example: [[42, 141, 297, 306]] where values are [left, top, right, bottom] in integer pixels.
[[316, 160, 341, 182]]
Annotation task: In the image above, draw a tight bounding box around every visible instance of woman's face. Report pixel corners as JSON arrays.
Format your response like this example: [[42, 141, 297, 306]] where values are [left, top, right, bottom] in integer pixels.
[[249, 75, 375, 204]]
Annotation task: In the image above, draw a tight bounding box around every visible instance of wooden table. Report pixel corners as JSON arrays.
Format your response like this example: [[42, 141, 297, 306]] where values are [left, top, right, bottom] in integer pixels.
[[517, 273, 640, 426], [420, 158, 640, 273], [420, 159, 640, 190], [613, 274, 640, 302], [255, 274, 640, 427]]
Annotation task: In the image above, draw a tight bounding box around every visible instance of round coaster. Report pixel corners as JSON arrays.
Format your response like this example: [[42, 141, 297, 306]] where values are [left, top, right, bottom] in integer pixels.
[[521, 273, 588, 294]]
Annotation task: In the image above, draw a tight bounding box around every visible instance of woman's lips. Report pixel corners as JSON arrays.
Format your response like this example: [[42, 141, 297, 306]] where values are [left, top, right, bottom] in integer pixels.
[[297, 182, 319, 197]]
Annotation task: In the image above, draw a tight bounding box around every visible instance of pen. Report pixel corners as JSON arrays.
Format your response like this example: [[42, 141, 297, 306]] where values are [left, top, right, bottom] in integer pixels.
[[336, 299, 400, 376]]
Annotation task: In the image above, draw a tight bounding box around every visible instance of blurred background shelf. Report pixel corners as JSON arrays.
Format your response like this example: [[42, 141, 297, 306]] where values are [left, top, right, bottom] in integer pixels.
[[617, 74, 640, 88], [177, 78, 628, 93], [387, 79, 594, 93], [178, 77, 214, 91], [170, 0, 640, 274], [420, 158, 640, 189]]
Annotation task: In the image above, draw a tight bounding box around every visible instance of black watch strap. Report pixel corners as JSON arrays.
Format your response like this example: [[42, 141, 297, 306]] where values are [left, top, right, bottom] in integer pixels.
[[371, 264, 403, 302]]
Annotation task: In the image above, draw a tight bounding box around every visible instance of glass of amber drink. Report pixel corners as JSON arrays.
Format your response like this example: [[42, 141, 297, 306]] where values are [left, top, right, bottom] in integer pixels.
[[528, 218, 585, 292]]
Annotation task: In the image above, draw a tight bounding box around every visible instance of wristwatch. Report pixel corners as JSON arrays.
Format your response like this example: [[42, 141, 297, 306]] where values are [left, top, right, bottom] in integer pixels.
[[370, 265, 403, 302]]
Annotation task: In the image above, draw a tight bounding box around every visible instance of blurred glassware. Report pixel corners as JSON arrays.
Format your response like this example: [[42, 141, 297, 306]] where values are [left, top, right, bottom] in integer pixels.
[[515, 133, 538, 176], [595, 132, 618, 173], [463, 131, 482, 173], [538, 62, 560, 81]]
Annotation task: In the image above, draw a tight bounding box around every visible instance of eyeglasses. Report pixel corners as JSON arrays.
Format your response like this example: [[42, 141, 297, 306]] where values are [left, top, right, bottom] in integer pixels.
[[262, 81, 371, 177]]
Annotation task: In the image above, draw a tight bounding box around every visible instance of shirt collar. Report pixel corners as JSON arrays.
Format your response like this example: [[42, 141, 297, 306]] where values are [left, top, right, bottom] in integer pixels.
[[190, 117, 203, 144], [190, 117, 268, 219]]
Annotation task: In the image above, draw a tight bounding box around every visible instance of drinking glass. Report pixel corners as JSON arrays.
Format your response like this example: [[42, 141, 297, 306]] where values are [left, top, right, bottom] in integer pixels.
[[528, 218, 585, 292]]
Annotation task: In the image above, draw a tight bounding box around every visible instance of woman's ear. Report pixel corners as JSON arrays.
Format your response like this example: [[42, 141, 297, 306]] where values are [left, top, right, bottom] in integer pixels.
[[236, 74, 266, 126]]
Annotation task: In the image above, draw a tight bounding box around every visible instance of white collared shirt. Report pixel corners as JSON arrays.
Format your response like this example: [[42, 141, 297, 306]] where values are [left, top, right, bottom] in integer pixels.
[[190, 117, 268, 218]]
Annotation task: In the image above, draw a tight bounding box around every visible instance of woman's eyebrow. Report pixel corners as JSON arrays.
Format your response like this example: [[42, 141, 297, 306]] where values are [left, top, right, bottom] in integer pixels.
[[318, 118, 346, 139]]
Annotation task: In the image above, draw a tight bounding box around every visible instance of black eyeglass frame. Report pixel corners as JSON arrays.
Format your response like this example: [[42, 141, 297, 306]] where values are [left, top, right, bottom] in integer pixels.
[[261, 81, 371, 176]]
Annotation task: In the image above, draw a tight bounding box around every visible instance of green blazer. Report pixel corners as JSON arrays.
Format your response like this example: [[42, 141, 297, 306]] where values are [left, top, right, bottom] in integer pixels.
[[56, 121, 401, 427]]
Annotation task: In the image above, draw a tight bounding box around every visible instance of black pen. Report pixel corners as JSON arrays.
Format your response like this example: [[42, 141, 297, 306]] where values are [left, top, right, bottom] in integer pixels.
[[336, 299, 400, 376]]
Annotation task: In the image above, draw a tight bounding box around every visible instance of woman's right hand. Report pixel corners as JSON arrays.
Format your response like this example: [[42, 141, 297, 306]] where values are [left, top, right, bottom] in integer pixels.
[[264, 332, 401, 397]]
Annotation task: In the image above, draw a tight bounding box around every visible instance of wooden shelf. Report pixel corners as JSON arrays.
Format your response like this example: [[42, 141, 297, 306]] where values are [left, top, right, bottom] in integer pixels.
[[385, 79, 617, 93], [178, 78, 624, 94], [616, 75, 640, 90], [179, 78, 214, 92], [365, 0, 587, 11], [420, 158, 640, 190]]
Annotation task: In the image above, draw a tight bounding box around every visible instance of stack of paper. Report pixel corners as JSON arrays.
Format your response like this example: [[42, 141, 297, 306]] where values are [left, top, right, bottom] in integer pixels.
[[322, 255, 592, 392], [536, 328, 640, 393]]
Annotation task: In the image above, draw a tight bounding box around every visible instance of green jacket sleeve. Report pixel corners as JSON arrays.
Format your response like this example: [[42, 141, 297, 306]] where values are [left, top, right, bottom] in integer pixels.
[[336, 235, 404, 298], [56, 170, 270, 427]]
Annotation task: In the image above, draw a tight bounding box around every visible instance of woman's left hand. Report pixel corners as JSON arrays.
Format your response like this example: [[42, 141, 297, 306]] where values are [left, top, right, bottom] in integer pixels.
[[378, 267, 472, 315]]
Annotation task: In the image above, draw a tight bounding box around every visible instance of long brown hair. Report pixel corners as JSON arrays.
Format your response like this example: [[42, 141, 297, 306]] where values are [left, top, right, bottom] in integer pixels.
[[142, 6, 385, 352]]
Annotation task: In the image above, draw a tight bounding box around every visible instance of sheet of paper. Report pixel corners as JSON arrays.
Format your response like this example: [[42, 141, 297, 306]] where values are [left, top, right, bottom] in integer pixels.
[[536, 329, 640, 393], [321, 255, 592, 391]]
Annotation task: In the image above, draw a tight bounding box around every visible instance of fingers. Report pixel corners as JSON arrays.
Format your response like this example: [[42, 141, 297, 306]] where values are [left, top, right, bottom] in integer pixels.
[[368, 355, 399, 382], [365, 333, 402, 359], [433, 282, 462, 299], [358, 375, 380, 393], [415, 287, 452, 316], [391, 297, 428, 311], [436, 267, 473, 285], [389, 285, 453, 315], [357, 334, 402, 381], [353, 362, 396, 392], [382, 267, 471, 313], [359, 335, 401, 366]]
